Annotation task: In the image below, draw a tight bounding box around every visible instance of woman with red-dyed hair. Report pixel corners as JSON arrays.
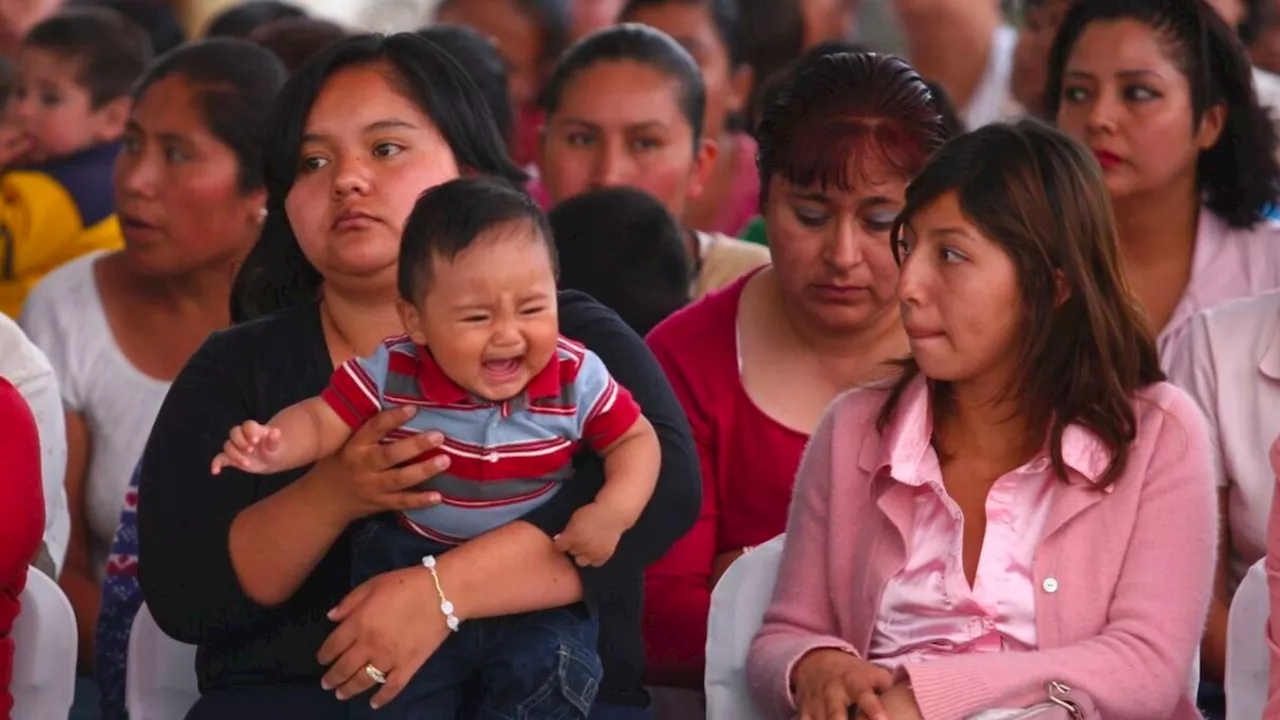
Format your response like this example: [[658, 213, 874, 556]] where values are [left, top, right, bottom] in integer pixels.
[[643, 51, 951, 689]]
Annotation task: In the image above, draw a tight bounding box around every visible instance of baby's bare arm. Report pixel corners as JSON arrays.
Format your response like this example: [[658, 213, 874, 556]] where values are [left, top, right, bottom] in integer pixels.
[[594, 416, 662, 531], [264, 397, 355, 470]]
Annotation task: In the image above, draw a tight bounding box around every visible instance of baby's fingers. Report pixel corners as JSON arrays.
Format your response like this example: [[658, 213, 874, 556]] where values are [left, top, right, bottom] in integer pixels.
[[261, 427, 283, 453], [552, 532, 580, 555], [218, 441, 256, 471], [229, 424, 256, 451], [211, 454, 231, 475]]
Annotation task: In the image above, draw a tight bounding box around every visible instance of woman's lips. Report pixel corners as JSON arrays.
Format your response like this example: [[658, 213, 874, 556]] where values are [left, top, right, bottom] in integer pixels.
[[811, 284, 870, 303], [1093, 149, 1123, 170]]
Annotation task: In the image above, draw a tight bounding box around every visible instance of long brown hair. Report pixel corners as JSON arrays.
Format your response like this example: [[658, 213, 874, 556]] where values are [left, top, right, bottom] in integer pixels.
[[879, 120, 1164, 488]]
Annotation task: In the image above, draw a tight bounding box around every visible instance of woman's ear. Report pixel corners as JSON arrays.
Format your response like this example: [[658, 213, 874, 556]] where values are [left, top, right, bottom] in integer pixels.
[[1053, 269, 1072, 308], [687, 137, 720, 200], [1195, 101, 1227, 151], [727, 64, 755, 116], [244, 188, 268, 230]]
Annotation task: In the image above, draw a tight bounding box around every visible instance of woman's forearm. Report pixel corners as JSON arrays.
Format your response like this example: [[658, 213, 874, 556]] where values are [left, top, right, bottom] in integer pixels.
[[436, 521, 584, 621], [1201, 598, 1228, 682], [228, 467, 352, 607], [62, 569, 101, 668]]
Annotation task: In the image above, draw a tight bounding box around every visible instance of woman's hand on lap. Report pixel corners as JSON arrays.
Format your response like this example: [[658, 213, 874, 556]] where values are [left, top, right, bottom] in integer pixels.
[[792, 648, 895, 720], [307, 405, 451, 522], [317, 565, 452, 709], [877, 684, 923, 720]]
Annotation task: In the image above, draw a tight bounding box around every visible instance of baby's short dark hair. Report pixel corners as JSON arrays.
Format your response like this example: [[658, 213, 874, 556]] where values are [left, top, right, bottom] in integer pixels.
[[24, 7, 153, 108], [399, 177, 557, 303]]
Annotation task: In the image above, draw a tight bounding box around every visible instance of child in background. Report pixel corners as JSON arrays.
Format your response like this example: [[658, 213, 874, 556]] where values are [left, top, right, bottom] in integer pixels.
[[549, 185, 691, 336], [212, 177, 661, 717], [0, 7, 151, 317]]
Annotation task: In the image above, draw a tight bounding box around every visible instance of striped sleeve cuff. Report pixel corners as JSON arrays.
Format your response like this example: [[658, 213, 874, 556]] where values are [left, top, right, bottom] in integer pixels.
[[583, 377, 642, 452], [321, 360, 381, 428]]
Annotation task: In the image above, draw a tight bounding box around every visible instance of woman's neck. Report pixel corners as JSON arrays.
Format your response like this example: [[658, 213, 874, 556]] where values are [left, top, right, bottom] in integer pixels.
[[769, 270, 908, 373], [320, 283, 406, 358], [935, 379, 1039, 469], [110, 254, 234, 325], [1113, 181, 1201, 269]]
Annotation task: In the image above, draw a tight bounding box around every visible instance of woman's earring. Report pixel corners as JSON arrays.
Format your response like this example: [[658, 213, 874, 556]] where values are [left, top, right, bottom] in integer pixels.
[[257, 207, 268, 224]]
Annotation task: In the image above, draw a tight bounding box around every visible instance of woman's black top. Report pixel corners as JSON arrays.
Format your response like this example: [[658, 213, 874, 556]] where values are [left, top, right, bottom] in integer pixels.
[[137, 292, 701, 708]]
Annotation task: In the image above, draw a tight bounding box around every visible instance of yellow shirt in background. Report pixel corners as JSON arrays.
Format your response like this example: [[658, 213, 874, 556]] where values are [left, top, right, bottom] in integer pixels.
[[0, 170, 123, 318]]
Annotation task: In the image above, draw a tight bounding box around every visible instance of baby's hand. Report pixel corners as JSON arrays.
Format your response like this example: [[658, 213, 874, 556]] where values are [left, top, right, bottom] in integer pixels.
[[211, 420, 284, 475], [553, 503, 627, 567]]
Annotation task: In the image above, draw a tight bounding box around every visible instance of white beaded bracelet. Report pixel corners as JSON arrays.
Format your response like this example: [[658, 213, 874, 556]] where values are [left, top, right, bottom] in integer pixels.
[[422, 555, 461, 632]]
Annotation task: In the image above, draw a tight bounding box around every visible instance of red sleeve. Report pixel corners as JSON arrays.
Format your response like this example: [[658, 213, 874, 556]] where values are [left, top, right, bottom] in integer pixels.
[[582, 376, 643, 453], [0, 377, 45, 592], [641, 317, 722, 689], [320, 357, 382, 429]]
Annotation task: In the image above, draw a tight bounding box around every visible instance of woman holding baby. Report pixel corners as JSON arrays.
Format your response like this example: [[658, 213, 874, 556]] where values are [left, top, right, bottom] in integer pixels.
[[136, 33, 700, 720]]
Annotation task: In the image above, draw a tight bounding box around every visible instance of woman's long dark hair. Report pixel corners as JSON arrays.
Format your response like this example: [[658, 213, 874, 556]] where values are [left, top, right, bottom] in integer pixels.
[[232, 33, 525, 323], [1046, 0, 1280, 228], [881, 120, 1165, 488]]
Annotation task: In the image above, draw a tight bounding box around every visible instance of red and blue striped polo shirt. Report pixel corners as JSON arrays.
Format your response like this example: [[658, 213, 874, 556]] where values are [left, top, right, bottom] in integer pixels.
[[321, 335, 641, 544]]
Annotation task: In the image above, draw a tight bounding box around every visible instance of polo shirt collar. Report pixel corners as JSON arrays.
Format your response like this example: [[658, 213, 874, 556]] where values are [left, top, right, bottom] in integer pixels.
[[413, 344, 565, 404]]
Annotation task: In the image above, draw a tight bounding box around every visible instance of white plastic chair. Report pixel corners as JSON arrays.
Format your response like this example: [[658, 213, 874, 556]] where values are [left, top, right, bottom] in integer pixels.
[[126, 602, 200, 720], [1226, 559, 1271, 720], [10, 567, 77, 720], [704, 534, 786, 720]]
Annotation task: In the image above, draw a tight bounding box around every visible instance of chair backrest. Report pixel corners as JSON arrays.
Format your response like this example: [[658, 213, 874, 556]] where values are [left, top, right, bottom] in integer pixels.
[[126, 602, 200, 720], [10, 567, 77, 719], [705, 534, 786, 720], [1226, 559, 1271, 720]]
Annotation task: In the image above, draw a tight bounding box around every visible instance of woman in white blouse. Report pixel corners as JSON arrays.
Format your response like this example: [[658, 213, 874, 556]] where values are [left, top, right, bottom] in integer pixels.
[[1168, 288, 1280, 685], [0, 312, 68, 578]]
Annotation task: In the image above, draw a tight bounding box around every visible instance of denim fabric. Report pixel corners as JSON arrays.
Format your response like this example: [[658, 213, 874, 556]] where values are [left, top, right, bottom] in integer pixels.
[[351, 516, 602, 720]]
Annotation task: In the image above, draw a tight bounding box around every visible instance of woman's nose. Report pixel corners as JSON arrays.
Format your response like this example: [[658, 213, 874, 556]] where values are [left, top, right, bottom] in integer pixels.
[[591, 140, 632, 189], [331, 156, 373, 198], [824, 218, 866, 270], [117, 153, 158, 198], [1085, 94, 1120, 134]]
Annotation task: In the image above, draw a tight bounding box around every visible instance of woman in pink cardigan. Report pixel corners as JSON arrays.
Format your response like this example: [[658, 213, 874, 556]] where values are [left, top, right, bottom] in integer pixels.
[[1266, 434, 1280, 718], [747, 121, 1216, 720]]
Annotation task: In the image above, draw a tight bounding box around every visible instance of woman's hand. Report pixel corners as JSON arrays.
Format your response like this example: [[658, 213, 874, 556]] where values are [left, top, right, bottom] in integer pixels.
[[317, 566, 452, 709], [308, 405, 451, 524], [878, 684, 923, 720], [792, 648, 895, 720]]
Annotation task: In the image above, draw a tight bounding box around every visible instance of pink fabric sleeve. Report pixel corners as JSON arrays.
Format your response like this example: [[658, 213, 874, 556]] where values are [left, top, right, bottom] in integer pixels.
[[905, 390, 1217, 720], [1265, 434, 1280, 719], [746, 401, 860, 718]]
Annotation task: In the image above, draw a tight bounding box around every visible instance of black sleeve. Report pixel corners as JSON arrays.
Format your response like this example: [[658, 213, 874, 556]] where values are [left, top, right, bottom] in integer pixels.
[[136, 331, 290, 645], [521, 292, 702, 603]]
